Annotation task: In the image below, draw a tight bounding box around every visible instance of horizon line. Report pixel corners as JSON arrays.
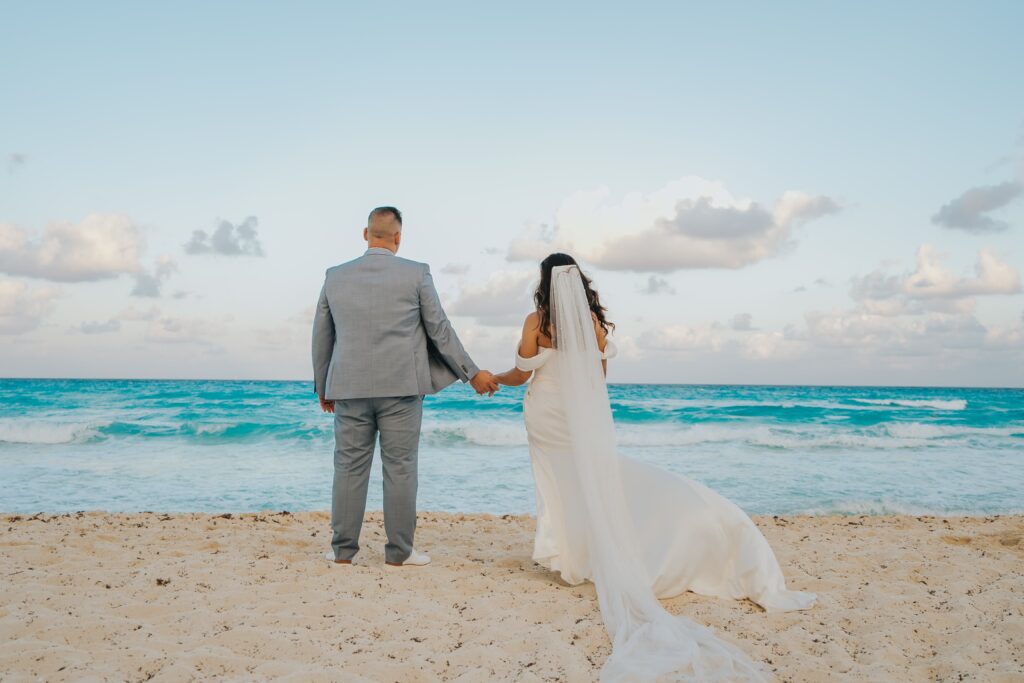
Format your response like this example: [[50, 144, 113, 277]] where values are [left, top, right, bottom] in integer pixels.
[[0, 376, 1021, 390]]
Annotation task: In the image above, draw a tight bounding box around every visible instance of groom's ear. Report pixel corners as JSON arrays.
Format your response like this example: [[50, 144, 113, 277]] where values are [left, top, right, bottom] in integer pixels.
[[363, 227, 369, 243]]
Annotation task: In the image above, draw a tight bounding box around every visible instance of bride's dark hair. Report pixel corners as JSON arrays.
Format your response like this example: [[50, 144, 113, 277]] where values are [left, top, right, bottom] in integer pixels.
[[535, 253, 614, 341]]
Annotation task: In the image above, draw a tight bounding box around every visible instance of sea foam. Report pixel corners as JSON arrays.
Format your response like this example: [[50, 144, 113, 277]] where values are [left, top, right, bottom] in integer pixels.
[[0, 419, 106, 445], [851, 398, 967, 410]]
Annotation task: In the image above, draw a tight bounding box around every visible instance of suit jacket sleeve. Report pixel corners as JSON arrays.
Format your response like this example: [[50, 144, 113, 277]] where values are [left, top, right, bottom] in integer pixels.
[[311, 275, 335, 397], [418, 265, 479, 383]]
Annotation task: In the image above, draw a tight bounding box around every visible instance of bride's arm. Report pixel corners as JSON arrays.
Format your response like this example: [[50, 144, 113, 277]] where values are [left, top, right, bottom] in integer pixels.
[[493, 313, 540, 387], [494, 367, 531, 386], [594, 314, 609, 377]]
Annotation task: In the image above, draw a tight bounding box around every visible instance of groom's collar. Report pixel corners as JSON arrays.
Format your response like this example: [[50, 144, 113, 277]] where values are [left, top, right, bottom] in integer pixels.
[[364, 247, 396, 256]]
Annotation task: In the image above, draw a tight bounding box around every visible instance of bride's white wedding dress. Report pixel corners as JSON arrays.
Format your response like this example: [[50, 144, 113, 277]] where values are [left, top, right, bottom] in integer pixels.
[[519, 343, 815, 612], [516, 265, 815, 682]]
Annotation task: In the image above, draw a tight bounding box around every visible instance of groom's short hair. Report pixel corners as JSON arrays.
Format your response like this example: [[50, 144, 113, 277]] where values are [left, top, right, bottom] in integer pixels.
[[368, 206, 403, 227]]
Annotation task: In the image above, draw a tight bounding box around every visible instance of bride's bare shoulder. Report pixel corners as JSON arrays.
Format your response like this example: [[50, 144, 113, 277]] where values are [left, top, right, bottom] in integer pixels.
[[516, 311, 544, 358], [591, 312, 608, 349]]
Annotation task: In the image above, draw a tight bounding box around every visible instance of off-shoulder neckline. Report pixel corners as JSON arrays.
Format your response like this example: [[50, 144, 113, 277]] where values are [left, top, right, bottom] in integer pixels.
[[516, 344, 554, 361]]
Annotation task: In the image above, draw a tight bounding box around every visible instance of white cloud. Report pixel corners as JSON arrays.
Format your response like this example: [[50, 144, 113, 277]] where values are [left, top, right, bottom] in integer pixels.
[[791, 246, 1023, 359], [628, 244, 1023, 370], [0, 214, 144, 282], [637, 324, 727, 353], [184, 216, 264, 256], [742, 330, 794, 360], [507, 177, 839, 272], [634, 306, 1019, 372], [904, 247, 1019, 298], [931, 181, 1022, 233], [803, 309, 989, 356], [985, 320, 1024, 349], [0, 279, 59, 334], [773, 191, 842, 230], [447, 270, 535, 326], [636, 321, 801, 361], [131, 255, 177, 298], [850, 246, 1020, 316]]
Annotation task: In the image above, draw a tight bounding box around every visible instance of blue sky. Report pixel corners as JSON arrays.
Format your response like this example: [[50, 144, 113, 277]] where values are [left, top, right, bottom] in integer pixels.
[[2, 2, 1023, 385]]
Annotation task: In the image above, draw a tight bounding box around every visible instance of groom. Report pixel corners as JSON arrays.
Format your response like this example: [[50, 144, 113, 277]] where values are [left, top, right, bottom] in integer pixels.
[[312, 206, 499, 567]]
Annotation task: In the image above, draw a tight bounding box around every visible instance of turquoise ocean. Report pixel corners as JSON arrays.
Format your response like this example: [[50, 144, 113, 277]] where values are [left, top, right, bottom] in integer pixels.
[[1, 379, 1021, 516]]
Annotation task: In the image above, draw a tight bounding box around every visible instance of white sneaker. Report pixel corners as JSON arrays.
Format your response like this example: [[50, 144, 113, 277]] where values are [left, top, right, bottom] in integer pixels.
[[386, 548, 431, 567], [324, 551, 352, 564]]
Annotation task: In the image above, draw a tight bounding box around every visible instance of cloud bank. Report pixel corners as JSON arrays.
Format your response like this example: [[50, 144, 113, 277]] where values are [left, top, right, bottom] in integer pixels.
[[447, 271, 535, 326], [0, 279, 59, 334], [0, 214, 143, 282], [628, 244, 1023, 379], [849, 246, 1020, 316], [507, 177, 839, 272]]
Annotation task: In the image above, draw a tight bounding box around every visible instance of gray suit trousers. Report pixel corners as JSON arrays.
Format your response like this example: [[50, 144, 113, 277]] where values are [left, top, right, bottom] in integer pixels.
[[331, 395, 423, 564]]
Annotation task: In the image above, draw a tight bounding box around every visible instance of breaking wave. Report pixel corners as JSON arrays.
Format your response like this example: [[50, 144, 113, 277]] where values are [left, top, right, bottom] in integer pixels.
[[851, 398, 967, 410]]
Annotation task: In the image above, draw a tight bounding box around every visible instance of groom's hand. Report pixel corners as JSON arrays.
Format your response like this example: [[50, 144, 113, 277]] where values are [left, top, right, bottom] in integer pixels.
[[318, 395, 335, 413], [470, 370, 500, 396]]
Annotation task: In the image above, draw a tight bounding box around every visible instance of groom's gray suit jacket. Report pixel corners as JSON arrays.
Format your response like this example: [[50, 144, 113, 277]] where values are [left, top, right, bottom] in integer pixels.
[[312, 247, 479, 400]]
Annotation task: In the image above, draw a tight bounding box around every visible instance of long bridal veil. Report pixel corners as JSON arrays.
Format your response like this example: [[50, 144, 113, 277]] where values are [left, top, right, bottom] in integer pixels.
[[549, 265, 766, 682]]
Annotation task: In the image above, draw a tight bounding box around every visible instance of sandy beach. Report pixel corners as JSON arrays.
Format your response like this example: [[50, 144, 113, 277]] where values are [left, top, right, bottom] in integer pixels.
[[1, 511, 1021, 682]]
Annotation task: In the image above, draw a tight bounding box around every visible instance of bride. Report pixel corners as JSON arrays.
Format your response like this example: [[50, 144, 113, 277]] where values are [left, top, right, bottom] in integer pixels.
[[494, 253, 815, 682]]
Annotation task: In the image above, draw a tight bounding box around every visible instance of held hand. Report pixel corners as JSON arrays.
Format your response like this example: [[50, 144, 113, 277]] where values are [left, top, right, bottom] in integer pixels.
[[318, 395, 335, 413], [470, 370, 500, 397]]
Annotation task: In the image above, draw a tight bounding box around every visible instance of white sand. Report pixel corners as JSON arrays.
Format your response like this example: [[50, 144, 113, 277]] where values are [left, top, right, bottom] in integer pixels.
[[1, 511, 1021, 681]]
